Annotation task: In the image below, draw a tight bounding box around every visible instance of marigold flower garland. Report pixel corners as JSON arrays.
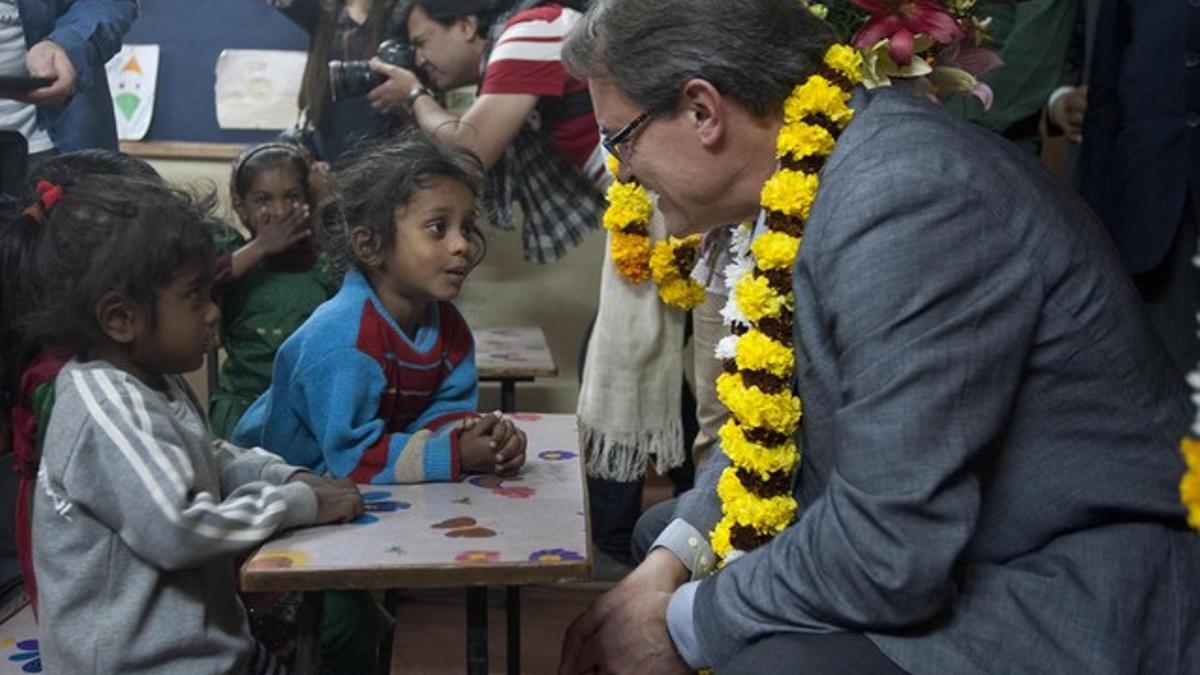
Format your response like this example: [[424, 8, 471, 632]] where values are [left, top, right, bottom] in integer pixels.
[[1183, 256, 1200, 531], [602, 156, 705, 310], [710, 44, 862, 564]]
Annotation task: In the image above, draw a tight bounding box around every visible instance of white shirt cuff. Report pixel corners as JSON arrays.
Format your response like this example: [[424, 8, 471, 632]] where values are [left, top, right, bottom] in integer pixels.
[[1047, 85, 1075, 110], [650, 518, 716, 580], [666, 581, 707, 669]]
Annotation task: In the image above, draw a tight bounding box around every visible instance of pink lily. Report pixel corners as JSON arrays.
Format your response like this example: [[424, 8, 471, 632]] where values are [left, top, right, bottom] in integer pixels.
[[848, 0, 966, 66]]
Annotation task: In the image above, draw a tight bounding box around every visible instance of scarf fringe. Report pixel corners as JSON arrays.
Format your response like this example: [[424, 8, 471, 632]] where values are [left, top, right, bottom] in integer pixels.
[[580, 418, 687, 482]]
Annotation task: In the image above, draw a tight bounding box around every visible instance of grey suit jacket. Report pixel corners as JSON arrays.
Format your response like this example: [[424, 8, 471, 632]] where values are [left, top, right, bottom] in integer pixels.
[[678, 86, 1200, 673]]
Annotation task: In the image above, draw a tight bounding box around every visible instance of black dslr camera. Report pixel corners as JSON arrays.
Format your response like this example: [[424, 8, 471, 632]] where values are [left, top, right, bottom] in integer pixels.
[[328, 39, 416, 101]]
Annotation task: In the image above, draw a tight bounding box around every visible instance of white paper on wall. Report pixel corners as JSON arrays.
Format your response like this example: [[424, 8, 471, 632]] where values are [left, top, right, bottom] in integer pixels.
[[105, 44, 160, 141], [214, 49, 306, 130]]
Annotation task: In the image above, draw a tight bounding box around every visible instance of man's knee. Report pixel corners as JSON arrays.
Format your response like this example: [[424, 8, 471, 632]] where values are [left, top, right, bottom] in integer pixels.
[[631, 498, 676, 563]]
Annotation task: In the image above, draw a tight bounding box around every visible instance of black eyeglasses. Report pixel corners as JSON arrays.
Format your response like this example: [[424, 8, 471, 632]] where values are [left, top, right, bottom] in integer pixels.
[[601, 110, 654, 161]]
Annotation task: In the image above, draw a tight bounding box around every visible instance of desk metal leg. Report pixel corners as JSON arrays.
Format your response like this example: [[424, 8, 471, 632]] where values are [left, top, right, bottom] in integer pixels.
[[500, 381, 516, 413], [466, 587, 489, 675], [293, 592, 324, 675], [506, 586, 521, 675]]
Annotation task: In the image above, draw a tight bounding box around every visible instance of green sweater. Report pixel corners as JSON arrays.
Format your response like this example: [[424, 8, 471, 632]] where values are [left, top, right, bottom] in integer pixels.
[[210, 228, 339, 438]]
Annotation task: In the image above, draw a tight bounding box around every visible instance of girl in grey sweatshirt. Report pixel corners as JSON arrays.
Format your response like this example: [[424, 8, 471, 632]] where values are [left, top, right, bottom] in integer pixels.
[[8, 174, 363, 674]]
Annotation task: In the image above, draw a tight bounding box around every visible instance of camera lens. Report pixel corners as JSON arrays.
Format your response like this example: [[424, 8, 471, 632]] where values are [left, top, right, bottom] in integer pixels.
[[328, 60, 386, 101]]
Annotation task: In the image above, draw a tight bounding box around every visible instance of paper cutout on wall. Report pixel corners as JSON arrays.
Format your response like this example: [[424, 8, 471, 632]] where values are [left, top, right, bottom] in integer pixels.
[[105, 44, 159, 141], [214, 49, 306, 130]]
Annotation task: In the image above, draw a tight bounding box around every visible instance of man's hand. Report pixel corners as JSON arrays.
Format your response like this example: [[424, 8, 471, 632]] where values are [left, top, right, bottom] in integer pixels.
[[367, 59, 421, 116], [559, 548, 691, 674], [1049, 86, 1087, 143], [19, 41, 76, 106]]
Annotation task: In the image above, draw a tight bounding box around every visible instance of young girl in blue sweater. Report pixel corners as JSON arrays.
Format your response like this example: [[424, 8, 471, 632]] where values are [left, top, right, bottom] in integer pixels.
[[234, 131, 526, 482]]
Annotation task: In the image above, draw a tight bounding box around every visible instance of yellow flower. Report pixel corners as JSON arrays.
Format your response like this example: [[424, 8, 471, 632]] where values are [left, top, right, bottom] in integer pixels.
[[610, 231, 651, 284], [824, 44, 864, 84], [776, 122, 836, 162], [751, 230, 802, 271], [718, 468, 797, 531], [658, 278, 706, 310], [760, 168, 820, 220], [719, 419, 800, 477], [604, 180, 653, 231], [606, 154, 621, 177], [783, 75, 854, 127], [735, 328, 795, 379], [710, 516, 735, 560], [716, 372, 802, 433], [735, 273, 792, 322], [1182, 436, 1200, 531]]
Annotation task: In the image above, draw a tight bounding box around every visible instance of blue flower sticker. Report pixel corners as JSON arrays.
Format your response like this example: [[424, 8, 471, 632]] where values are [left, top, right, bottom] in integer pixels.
[[7, 639, 41, 673], [528, 548, 584, 562], [350, 491, 411, 525], [537, 450, 577, 461]]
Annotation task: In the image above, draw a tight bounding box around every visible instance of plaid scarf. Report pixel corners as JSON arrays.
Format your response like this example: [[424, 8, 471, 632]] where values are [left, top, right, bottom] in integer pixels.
[[481, 1, 606, 263]]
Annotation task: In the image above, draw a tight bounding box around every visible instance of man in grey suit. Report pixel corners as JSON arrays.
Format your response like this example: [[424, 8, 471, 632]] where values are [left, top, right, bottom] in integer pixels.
[[556, 0, 1200, 673]]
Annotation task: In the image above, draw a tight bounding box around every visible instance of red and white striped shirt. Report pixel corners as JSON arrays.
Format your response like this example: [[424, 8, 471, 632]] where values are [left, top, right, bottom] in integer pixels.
[[481, 3, 607, 184]]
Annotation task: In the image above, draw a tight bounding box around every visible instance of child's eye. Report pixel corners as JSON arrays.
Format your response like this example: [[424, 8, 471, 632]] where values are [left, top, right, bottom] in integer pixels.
[[425, 220, 447, 237], [255, 194, 270, 206]]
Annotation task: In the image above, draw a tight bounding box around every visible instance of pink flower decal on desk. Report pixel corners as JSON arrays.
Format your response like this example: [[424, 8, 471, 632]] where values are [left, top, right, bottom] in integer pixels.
[[510, 413, 541, 422], [529, 548, 584, 562], [350, 490, 411, 525], [537, 450, 577, 461], [3, 639, 41, 673], [455, 550, 501, 564]]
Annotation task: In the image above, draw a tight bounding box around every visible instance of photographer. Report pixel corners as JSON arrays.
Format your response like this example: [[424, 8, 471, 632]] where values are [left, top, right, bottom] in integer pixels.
[[368, 0, 604, 263], [262, 0, 406, 162]]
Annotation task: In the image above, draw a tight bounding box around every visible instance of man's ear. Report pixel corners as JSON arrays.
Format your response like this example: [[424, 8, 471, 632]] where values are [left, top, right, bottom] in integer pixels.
[[95, 291, 141, 345], [458, 14, 480, 40], [680, 78, 726, 149], [349, 226, 384, 268]]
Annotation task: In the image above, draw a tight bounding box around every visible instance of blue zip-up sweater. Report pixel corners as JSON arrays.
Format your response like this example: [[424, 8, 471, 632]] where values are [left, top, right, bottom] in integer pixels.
[[233, 268, 478, 484]]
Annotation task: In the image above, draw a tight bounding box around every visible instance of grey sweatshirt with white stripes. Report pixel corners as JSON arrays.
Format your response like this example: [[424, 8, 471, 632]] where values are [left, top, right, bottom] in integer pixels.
[[33, 359, 318, 674]]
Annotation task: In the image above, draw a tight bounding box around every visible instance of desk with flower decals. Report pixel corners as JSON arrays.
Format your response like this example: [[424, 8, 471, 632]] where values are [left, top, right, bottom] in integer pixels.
[[474, 327, 558, 413], [240, 413, 589, 675]]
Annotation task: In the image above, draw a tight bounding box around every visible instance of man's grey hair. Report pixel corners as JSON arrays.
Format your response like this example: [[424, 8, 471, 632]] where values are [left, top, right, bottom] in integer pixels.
[[563, 0, 836, 118]]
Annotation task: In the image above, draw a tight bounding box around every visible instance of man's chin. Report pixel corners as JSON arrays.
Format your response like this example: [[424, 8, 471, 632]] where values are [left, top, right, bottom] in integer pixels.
[[659, 199, 711, 237]]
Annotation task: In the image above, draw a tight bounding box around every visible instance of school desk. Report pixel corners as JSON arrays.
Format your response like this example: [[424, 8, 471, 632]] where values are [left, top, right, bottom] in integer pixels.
[[474, 327, 558, 413], [241, 413, 590, 675]]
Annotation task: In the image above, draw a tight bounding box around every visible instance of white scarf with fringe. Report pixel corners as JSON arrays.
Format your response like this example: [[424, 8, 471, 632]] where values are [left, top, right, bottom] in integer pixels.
[[577, 210, 687, 481]]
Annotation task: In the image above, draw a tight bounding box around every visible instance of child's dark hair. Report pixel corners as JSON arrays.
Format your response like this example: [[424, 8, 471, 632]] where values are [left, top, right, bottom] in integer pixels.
[[11, 175, 220, 361], [28, 149, 160, 189], [230, 141, 313, 201], [319, 129, 487, 273], [0, 151, 164, 412]]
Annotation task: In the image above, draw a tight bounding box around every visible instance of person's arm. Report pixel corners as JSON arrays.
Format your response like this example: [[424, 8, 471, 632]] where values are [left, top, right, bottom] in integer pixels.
[[26, 0, 138, 106], [57, 368, 318, 571], [682, 172, 1041, 667], [367, 59, 537, 170], [289, 347, 463, 484]]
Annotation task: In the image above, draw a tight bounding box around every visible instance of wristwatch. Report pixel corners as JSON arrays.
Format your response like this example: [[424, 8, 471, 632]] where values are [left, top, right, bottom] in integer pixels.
[[404, 85, 434, 112]]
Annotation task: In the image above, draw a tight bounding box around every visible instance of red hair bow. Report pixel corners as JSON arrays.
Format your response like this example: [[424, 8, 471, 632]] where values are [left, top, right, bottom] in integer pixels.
[[35, 180, 63, 211]]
